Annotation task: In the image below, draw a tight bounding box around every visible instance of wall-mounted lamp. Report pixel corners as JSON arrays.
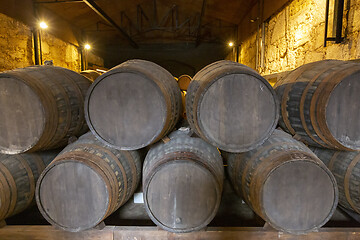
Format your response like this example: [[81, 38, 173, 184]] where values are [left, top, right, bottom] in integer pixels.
[[39, 21, 48, 29], [228, 42, 234, 47], [38, 21, 49, 65], [84, 44, 91, 50]]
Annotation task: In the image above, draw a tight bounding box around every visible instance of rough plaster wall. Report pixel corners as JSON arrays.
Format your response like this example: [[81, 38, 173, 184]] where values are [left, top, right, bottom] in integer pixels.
[[0, 13, 34, 72], [239, 0, 360, 74], [41, 31, 81, 71], [0, 13, 104, 72], [240, 33, 257, 70]]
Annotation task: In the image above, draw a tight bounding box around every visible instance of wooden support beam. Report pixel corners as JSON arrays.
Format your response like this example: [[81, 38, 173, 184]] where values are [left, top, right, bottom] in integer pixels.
[[35, 0, 84, 4], [82, 0, 139, 48], [195, 0, 206, 47], [0, 226, 360, 240]]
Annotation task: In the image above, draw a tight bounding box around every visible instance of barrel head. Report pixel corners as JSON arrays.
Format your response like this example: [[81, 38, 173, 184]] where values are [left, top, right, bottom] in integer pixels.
[[0, 77, 45, 154], [326, 72, 360, 150], [86, 72, 166, 150], [177, 75, 192, 91], [198, 73, 277, 152], [37, 162, 109, 232], [262, 161, 337, 234], [145, 161, 220, 233]]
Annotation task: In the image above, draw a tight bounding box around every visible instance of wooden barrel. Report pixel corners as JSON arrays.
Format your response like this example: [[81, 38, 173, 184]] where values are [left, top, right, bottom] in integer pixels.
[[80, 70, 101, 82], [226, 129, 338, 234], [274, 60, 360, 151], [311, 147, 360, 215], [0, 151, 58, 221], [177, 74, 192, 91], [0, 66, 91, 154], [181, 91, 187, 119], [36, 132, 142, 232], [186, 60, 279, 153], [85, 59, 182, 150], [143, 128, 224, 233]]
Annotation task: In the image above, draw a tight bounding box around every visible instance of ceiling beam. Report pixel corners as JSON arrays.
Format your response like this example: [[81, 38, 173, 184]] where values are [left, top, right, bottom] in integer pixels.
[[195, 0, 206, 47], [82, 0, 139, 48], [35, 0, 84, 3]]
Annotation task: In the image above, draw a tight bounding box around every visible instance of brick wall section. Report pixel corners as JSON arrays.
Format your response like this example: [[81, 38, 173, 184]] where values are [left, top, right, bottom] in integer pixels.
[[0, 13, 104, 72], [239, 0, 360, 74]]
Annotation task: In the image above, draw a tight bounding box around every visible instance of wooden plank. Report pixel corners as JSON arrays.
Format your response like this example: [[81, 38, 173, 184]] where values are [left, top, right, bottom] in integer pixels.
[[114, 226, 360, 240], [0, 226, 114, 240], [114, 227, 360, 240], [0, 226, 360, 239]]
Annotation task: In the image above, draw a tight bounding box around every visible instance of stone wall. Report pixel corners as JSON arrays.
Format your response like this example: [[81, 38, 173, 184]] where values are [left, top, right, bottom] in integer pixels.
[[41, 31, 81, 71], [0, 13, 104, 72], [0, 13, 34, 71], [239, 0, 360, 74]]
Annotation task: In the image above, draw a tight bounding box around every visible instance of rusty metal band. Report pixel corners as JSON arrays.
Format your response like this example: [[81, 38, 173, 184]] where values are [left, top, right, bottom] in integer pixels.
[[309, 67, 343, 148], [310, 62, 357, 149], [15, 155, 36, 209], [119, 150, 138, 202], [121, 67, 173, 144], [299, 63, 339, 148], [316, 64, 360, 150], [328, 152, 341, 171], [4, 70, 52, 151], [145, 151, 222, 189], [344, 153, 360, 214], [240, 141, 294, 206], [78, 143, 129, 209], [280, 63, 314, 135], [53, 151, 117, 219], [0, 162, 17, 219], [32, 154, 46, 174], [45, 69, 73, 148], [12, 69, 58, 151], [249, 151, 296, 218], [0, 170, 10, 220], [58, 68, 88, 135]]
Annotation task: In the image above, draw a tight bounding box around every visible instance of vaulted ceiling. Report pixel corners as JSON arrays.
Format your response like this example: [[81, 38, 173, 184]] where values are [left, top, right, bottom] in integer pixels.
[[35, 0, 257, 47]]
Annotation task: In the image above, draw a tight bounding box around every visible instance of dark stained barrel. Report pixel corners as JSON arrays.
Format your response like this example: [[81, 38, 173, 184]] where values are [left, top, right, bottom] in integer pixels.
[[311, 147, 360, 215], [80, 70, 101, 82], [226, 129, 338, 234], [0, 151, 58, 221], [85, 59, 182, 150], [36, 132, 142, 232], [177, 74, 192, 91], [186, 60, 279, 153], [0, 66, 91, 154], [275, 60, 360, 151], [143, 128, 224, 233]]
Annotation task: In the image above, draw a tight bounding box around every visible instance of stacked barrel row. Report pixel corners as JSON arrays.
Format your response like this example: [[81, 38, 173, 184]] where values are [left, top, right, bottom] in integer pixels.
[[274, 60, 360, 219], [0, 64, 145, 231], [0, 59, 358, 235], [80, 59, 340, 234], [0, 66, 93, 222]]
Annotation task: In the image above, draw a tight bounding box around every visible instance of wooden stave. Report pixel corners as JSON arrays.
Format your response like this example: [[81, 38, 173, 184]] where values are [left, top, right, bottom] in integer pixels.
[[35, 132, 142, 232], [0, 66, 91, 154], [186, 60, 279, 153], [85, 59, 182, 150], [226, 130, 338, 234], [0, 151, 58, 221], [275, 60, 360, 151], [143, 130, 224, 233], [311, 147, 360, 215]]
